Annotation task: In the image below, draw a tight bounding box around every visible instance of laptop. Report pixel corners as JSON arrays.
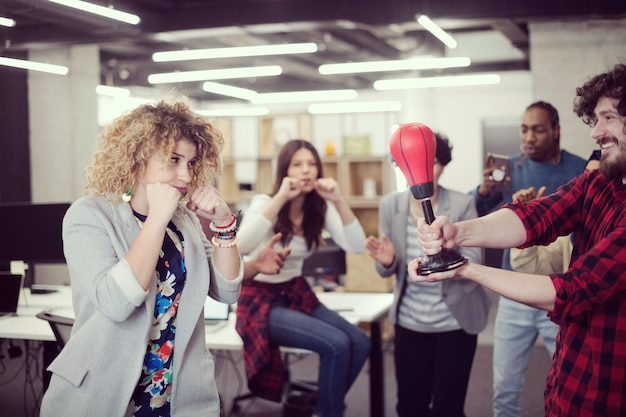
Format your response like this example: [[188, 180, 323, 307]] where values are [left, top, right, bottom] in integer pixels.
[[0, 274, 24, 317], [203, 296, 230, 333]]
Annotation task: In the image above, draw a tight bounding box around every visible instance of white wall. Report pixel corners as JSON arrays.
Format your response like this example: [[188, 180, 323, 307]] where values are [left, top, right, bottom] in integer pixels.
[[29, 45, 100, 285], [206, 71, 533, 195], [393, 71, 533, 193], [530, 19, 626, 160]]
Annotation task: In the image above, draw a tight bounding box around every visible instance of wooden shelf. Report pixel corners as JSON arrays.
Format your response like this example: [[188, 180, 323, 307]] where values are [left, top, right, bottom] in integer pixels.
[[324, 156, 394, 237], [346, 197, 381, 209]]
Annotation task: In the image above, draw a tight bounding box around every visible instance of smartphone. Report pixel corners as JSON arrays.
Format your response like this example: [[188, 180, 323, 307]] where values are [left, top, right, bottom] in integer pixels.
[[485, 153, 511, 192]]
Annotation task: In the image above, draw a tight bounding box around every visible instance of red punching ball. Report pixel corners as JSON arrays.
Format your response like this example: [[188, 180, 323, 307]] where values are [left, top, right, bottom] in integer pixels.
[[390, 122, 467, 275], [389, 123, 437, 200]]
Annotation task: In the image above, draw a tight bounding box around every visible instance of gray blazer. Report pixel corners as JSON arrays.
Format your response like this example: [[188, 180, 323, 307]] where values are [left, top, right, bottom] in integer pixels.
[[40, 196, 243, 417], [374, 188, 491, 334]]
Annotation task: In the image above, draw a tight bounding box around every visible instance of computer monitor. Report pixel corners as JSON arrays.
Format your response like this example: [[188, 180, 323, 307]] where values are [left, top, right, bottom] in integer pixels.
[[0, 202, 71, 287], [302, 238, 347, 279], [0, 202, 70, 264]]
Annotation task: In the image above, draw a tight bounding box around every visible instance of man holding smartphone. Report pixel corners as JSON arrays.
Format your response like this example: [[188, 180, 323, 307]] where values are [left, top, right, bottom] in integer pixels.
[[470, 101, 587, 417]]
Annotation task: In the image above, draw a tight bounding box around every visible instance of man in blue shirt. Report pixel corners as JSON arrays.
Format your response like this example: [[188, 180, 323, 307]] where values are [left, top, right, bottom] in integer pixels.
[[470, 101, 587, 417]]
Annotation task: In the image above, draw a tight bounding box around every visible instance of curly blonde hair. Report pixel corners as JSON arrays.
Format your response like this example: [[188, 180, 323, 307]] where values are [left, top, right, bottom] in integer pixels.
[[84, 99, 224, 203]]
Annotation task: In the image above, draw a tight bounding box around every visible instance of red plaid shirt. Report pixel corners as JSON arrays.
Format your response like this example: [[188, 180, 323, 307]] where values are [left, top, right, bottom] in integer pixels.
[[506, 170, 626, 416], [235, 277, 320, 402]]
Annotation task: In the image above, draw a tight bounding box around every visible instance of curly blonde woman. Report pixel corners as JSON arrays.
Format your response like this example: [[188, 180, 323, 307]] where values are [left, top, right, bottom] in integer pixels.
[[40, 99, 243, 417]]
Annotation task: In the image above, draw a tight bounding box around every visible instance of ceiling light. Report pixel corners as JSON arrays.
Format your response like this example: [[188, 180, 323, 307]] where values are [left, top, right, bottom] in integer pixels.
[[0, 17, 16, 27], [373, 73, 501, 90], [0, 56, 69, 75], [96, 85, 130, 97], [153, 43, 318, 62], [319, 57, 470, 75], [202, 81, 257, 100], [196, 107, 270, 117], [47, 0, 141, 25], [148, 65, 282, 84], [416, 14, 457, 49], [308, 101, 402, 114], [250, 89, 357, 104]]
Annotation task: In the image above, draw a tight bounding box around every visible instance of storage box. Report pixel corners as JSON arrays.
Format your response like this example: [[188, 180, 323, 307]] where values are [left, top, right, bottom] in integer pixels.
[[344, 253, 395, 293], [342, 135, 371, 156]]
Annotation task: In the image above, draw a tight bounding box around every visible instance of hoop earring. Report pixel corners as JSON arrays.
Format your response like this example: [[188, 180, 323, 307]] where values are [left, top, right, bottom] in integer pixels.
[[122, 185, 134, 202]]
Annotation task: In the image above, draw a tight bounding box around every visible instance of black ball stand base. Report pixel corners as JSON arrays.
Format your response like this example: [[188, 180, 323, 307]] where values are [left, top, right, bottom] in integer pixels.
[[418, 249, 468, 275]]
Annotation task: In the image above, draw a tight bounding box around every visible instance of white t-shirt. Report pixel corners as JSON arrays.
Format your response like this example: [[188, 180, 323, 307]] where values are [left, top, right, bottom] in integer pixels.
[[237, 194, 366, 283]]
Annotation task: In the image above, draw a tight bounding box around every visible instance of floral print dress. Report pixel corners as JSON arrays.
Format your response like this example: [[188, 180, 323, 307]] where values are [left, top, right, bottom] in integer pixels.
[[127, 213, 187, 417]]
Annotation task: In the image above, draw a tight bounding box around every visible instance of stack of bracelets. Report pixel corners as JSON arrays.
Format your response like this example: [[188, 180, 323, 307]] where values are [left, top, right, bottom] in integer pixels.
[[209, 211, 239, 248]]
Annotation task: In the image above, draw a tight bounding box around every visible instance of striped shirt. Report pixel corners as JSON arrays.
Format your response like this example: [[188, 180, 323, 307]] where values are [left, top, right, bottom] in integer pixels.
[[397, 217, 460, 332]]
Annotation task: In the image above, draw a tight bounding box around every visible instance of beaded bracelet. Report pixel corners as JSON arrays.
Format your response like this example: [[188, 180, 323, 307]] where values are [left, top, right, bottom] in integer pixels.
[[214, 228, 238, 239], [209, 210, 240, 233], [211, 235, 239, 248]]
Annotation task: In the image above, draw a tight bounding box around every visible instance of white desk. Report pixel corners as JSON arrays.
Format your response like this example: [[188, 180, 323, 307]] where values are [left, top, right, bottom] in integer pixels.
[[320, 292, 393, 417], [0, 286, 74, 341], [203, 292, 391, 349], [0, 287, 393, 417]]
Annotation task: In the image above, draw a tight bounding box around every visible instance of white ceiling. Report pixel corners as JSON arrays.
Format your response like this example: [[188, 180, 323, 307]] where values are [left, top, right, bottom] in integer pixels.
[[1, 0, 624, 102]]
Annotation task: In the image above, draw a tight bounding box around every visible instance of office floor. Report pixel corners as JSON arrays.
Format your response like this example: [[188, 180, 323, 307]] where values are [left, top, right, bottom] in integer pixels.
[[213, 335, 552, 417], [0, 291, 553, 417]]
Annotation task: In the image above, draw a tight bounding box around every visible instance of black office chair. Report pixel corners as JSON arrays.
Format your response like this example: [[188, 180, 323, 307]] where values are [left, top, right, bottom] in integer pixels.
[[36, 311, 75, 390], [229, 349, 318, 417], [281, 351, 318, 417], [36, 311, 75, 350]]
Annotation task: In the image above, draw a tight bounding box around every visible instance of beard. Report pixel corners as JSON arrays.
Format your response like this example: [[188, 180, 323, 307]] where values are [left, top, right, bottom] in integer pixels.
[[599, 140, 626, 182]]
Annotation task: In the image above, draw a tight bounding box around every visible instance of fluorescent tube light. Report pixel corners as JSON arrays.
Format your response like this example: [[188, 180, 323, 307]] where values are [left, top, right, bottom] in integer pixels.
[[250, 89, 357, 104], [153, 43, 318, 62], [308, 101, 402, 114], [202, 82, 257, 100], [96, 85, 130, 97], [416, 14, 457, 49], [0, 17, 16, 27], [196, 107, 270, 117], [374, 74, 501, 90], [48, 0, 141, 25], [0, 56, 69, 75], [319, 57, 470, 75], [148, 65, 282, 84]]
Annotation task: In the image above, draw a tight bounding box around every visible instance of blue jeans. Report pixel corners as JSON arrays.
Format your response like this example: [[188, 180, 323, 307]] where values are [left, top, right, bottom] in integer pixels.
[[492, 297, 557, 417], [269, 302, 371, 417]]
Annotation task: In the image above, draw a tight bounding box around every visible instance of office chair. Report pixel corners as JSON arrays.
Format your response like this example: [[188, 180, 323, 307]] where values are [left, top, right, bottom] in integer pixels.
[[36, 311, 74, 390], [36, 311, 75, 350], [229, 349, 318, 417]]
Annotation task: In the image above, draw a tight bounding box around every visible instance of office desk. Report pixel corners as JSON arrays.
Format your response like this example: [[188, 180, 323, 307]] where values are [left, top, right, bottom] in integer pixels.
[[205, 292, 394, 417], [0, 286, 73, 341], [0, 287, 393, 417], [319, 292, 393, 417]]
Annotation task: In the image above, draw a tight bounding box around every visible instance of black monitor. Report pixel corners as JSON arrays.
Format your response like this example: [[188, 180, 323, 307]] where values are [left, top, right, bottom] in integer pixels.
[[0, 202, 70, 265], [302, 238, 347, 279]]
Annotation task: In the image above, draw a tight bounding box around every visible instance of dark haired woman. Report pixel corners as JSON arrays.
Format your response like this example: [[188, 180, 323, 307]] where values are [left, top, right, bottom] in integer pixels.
[[236, 139, 370, 417]]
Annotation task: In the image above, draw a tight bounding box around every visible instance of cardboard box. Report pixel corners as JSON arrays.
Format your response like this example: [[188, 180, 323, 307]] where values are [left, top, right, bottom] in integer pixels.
[[342, 135, 371, 155], [344, 253, 395, 293]]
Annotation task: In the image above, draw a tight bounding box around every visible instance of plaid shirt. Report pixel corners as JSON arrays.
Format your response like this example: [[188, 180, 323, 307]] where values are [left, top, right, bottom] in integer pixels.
[[506, 170, 626, 416], [235, 277, 320, 402]]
